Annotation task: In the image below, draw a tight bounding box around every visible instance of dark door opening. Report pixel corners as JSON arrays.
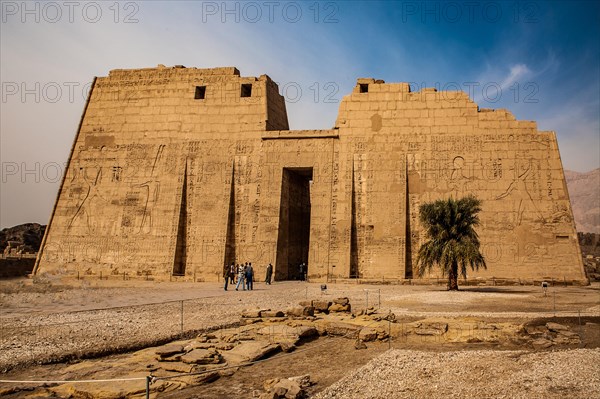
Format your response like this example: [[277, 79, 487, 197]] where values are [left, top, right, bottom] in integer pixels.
[[173, 167, 188, 276], [275, 167, 312, 280]]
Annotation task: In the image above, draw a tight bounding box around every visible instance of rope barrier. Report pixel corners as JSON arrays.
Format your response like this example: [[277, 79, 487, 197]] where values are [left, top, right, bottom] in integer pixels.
[[0, 376, 147, 384]]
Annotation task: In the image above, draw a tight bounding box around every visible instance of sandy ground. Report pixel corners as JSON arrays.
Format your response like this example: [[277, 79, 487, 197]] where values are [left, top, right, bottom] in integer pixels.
[[0, 277, 599, 398]]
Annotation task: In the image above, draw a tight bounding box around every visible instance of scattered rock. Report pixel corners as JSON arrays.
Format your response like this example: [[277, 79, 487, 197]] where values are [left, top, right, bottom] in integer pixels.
[[288, 374, 312, 389], [272, 378, 303, 399], [354, 340, 367, 350], [333, 297, 349, 306], [359, 328, 378, 342], [312, 300, 332, 313]]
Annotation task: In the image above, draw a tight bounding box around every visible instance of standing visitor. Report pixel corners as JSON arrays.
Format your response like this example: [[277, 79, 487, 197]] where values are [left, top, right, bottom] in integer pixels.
[[265, 263, 273, 285], [235, 263, 246, 291], [246, 263, 254, 290], [223, 263, 229, 291], [229, 262, 236, 284]]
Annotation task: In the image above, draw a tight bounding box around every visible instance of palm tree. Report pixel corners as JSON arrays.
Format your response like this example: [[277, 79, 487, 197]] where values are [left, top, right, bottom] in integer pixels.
[[416, 195, 486, 290]]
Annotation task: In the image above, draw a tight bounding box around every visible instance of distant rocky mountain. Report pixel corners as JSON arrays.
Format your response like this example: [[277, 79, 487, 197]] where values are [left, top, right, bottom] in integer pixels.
[[565, 168, 600, 234], [0, 223, 46, 254]]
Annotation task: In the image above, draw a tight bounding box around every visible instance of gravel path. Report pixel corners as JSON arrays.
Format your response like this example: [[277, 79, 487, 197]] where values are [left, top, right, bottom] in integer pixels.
[[312, 348, 600, 399]]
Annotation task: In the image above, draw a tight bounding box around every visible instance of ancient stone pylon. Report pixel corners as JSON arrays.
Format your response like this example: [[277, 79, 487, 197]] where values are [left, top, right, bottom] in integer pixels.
[[34, 66, 587, 284]]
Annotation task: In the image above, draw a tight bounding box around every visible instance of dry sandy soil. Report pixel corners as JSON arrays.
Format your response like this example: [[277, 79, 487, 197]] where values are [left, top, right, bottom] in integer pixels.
[[0, 276, 599, 398]]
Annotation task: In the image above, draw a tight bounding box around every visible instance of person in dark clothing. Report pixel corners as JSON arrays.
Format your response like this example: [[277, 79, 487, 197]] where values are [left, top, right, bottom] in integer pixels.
[[265, 263, 273, 285], [223, 263, 229, 291], [229, 263, 236, 284], [245, 263, 254, 290]]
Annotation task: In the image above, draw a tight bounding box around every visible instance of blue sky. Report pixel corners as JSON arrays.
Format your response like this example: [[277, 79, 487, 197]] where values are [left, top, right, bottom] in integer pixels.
[[1, 0, 599, 227]]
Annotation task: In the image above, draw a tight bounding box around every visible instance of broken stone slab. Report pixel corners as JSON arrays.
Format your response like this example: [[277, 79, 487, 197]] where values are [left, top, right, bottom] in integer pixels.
[[333, 297, 350, 306], [312, 300, 332, 313], [546, 322, 569, 332], [532, 338, 553, 349], [242, 309, 265, 318], [262, 310, 286, 318], [221, 341, 281, 364], [161, 362, 195, 373], [557, 330, 579, 338], [155, 344, 186, 358], [328, 303, 351, 313], [185, 342, 235, 351], [315, 320, 361, 337], [359, 328, 378, 342], [286, 306, 315, 317], [298, 300, 313, 307], [180, 348, 222, 365], [177, 370, 220, 386]]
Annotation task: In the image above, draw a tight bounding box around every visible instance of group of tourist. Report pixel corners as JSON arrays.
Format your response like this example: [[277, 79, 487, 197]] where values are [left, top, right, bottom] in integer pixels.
[[223, 262, 273, 291]]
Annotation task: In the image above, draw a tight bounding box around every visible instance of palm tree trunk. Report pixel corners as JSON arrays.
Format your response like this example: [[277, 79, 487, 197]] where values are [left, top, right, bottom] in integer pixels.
[[448, 262, 459, 290]]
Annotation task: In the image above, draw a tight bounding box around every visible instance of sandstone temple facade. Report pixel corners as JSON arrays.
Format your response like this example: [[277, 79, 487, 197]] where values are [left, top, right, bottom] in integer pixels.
[[34, 66, 587, 284]]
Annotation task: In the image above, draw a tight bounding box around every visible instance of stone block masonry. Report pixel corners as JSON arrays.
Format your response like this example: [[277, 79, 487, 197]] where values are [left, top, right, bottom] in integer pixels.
[[34, 65, 587, 284]]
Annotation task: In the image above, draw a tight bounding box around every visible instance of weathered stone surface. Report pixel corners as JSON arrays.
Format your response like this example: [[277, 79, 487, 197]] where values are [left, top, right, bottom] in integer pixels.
[[333, 297, 350, 306], [155, 344, 185, 358], [414, 322, 448, 336], [262, 310, 285, 318], [288, 374, 312, 389], [178, 370, 220, 385], [35, 66, 586, 285], [180, 348, 222, 364], [315, 320, 361, 336], [242, 309, 264, 318], [359, 328, 378, 342], [272, 378, 303, 399], [221, 341, 281, 364], [312, 300, 332, 312], [532, 338, 554, 349], [328, 303, 351, 313], [286, 306, 315, 317], [161, 362, 194, 373], [546, 322, 569, 332]]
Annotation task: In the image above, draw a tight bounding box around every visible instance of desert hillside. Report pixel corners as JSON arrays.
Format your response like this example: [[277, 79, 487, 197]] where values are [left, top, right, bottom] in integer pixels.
[[0, 223, 46, 254], [565, 168, 600, 234]]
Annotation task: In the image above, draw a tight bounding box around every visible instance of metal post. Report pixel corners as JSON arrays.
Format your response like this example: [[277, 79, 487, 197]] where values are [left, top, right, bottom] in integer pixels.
[[180, 300, 184, 334], [146, 375, 151, 399], [388, 312, 392, 349]]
